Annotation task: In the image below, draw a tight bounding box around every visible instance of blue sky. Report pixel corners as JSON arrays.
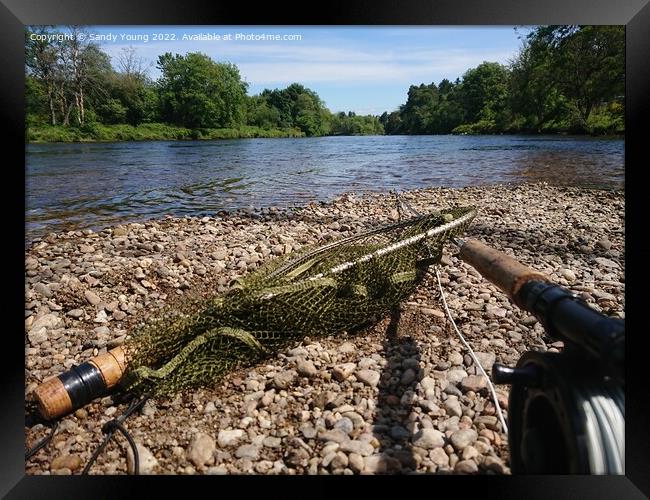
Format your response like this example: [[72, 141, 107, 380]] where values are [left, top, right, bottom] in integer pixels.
[[83, 26, 526, 115]]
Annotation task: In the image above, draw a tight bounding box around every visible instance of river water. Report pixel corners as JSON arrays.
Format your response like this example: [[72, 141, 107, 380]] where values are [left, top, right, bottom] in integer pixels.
[[26, 135, 624, 243]]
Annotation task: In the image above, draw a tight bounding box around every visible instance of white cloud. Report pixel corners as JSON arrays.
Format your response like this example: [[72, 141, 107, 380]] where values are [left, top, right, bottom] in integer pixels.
[[101, 40, 516, 87]]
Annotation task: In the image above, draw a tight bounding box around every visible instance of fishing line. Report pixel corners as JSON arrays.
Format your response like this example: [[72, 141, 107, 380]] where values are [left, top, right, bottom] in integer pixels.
[[434, 266, 509, 435]]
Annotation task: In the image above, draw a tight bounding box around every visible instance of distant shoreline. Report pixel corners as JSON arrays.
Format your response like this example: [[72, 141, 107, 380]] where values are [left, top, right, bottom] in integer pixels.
[[26, 123, 624, 144]]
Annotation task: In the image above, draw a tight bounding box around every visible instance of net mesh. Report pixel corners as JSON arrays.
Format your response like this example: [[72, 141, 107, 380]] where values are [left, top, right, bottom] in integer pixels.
[[121, 206, 477, 397]]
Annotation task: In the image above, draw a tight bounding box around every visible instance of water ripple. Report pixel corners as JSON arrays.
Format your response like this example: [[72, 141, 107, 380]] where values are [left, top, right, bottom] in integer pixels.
[[26, 135, 623, 242]]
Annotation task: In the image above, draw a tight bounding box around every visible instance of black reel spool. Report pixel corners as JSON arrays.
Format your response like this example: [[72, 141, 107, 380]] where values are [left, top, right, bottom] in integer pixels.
[[495, 350, 624, 474], [494, 280, 625, 474]]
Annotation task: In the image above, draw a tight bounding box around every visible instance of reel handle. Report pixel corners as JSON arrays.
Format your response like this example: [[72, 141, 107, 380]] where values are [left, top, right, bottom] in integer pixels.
[[33, 346, 127, 420]]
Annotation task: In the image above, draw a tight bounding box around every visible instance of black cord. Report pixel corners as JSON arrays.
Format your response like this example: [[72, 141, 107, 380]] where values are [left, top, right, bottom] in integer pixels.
[[81, 395, 149, 475], [25, 420, 59, 461]]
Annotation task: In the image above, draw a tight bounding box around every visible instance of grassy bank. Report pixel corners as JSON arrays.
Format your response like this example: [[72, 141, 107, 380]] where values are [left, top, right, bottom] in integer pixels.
[[27, 123, 306, 143]]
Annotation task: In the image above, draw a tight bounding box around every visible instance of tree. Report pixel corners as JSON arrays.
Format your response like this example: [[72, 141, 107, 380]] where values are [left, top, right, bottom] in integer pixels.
[[25, 26, 63, 125], [400, 83, 439, 134], [456, 62, 511, 131], [509, 35, 567, 132], [527, 25, 624, 126], [157, 52, 248, 129]]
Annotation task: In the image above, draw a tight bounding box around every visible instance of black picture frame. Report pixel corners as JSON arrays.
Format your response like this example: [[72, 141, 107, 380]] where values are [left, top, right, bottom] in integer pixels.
[[3, 0, 648, 497]]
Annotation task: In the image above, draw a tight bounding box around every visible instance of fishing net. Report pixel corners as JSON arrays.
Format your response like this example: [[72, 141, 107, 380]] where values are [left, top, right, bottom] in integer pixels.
[[120, 206, 477, 397]]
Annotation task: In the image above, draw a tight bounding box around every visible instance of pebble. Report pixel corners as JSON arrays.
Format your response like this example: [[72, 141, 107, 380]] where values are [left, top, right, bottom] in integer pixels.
[[450, 429, 478, 451], [34, 283, 53, 298], [473, 352, 496, 370], [400, 368, 417, 385], [127, 443, 159, 474], [218, 429, 245, 447], [296, 359, 318, 378], [364, 454, 401, 473], [50, 454, 83, 472], [348, 453, 365, 473], [485, 305, 507, 318], [460, 375, 488, 393], [429, 447, 449, 467], [187, 433, 216, 467], [272, 370, 296, 390], [30, 313, 62, 331], [562, 269, 577, 282], [412, 428, 445, 449], [235, 444, 260, 460], [446, 369, 468, 384], [332, 363, 356, 382], [356, 369, 380, 387], [454, 459, 479, 474], [594, 257, 619, 269], [94, 310, 108, 323], [24, 183, 624, 476], [84, 290, 101, 305]]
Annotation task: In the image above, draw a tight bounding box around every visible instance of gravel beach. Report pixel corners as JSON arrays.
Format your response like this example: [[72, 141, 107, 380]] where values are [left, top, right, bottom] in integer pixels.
[[24, 182, 625, 475]]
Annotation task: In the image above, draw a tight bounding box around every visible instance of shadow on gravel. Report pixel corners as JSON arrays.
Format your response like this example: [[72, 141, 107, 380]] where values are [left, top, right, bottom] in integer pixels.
[[371, 306, 422, 474]]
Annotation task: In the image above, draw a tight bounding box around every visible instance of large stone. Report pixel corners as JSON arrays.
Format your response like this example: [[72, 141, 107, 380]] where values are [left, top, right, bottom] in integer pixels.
[[356, 369, 380, 387], [296, 359, 318, 378], [187, 433, 216, 467], [126, 443, 159, 474], [30, 313, 62, 332], [485, 305, 507, 318], [34, 283, 52, 298], [473, 352, 496, 370], [412, 428, 445, 450], [450, 429, 478, 451], [460, 375, 488, 393], [594, 257, 619, 269], [28, 327, 48, 345], [454, 459, 479, 474], [272, 370, 297, 390], [84, 290, 101, 305], [364, 454, 401, 473], [235, 444, 260, 460], [217, 429, 245, 447], [444, 397, 463, 418], [50, 454, 83, 472], [446, 369, 468, 384], [429, 447, 449, 467], [400, 368, 417, 386], [332, 363, 356, 382]]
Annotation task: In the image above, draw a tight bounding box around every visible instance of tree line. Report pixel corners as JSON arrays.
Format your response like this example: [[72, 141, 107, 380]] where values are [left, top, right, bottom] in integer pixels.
[[25, 27, 383, 139], [26, 25, 623, 141], [381, 26, 624, 135]]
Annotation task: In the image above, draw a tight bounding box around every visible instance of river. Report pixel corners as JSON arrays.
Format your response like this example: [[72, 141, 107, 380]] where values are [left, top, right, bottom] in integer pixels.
[[25, 135, 624, 243]]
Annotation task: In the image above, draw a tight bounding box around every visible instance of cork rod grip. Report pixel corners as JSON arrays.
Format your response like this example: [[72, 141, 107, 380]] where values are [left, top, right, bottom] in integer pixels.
[[34, 346, 128, 420], [458, 238, 548, 307]]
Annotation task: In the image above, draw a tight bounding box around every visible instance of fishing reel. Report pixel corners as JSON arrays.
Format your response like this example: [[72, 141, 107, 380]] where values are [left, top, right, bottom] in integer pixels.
[[492, 280, 625, 474]]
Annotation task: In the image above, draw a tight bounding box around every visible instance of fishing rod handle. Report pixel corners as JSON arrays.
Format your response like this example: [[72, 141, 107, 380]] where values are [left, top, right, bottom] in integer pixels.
[[34, 346, 127, 420], [458, 238, 549, 308]]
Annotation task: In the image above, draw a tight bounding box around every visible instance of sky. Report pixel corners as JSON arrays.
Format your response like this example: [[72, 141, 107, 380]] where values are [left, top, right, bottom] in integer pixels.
[[82, 26, 526, 115]]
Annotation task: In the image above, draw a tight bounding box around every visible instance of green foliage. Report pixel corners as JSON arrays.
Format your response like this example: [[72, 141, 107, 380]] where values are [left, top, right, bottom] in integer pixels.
[[156, 52, 248, 129], [384, 26, 623, 136], [96, 98, 128, 124], [27, 123, 304, 143], [26, 25, 623, 142], [526, 26, 624, 127], [330, 112, 384, 135]]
